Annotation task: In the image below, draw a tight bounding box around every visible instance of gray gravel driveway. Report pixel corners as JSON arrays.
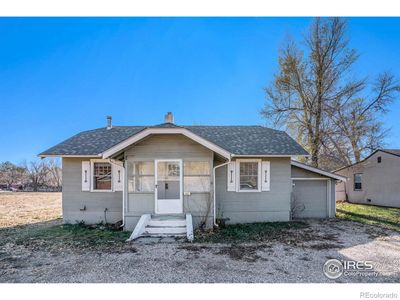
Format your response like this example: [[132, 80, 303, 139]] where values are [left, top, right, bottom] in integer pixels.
[[1, 219, 399, 283]]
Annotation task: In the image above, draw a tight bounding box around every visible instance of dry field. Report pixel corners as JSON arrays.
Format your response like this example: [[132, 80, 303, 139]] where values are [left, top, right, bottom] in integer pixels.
[[0, 192, 61, 228]]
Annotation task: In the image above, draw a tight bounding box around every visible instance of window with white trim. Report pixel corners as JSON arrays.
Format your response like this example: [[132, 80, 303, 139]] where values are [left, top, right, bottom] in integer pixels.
[[93, 162, 112, 191], [354, 173, 362, 191], [236, 159, 261, 192]]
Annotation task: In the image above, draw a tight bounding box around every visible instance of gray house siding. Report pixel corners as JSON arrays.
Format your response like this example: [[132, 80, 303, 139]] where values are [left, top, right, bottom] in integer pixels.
[[124, 134, 213, 230], [59, 139, 337, 231], [335, 151, 400, 208], [215, 157, 292, 223], [62, 157, 123, 224], [291, 165, 336, 218], [292, 165, 331, 179]]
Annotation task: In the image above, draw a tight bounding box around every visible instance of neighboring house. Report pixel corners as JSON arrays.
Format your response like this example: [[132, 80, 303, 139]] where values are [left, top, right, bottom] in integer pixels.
[[335, 149, 400, 208], [39, 113, 345, 240]]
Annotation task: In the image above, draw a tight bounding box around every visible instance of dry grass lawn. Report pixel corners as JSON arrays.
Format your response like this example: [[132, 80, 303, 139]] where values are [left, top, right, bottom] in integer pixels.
[[0, 192, 61, 228]]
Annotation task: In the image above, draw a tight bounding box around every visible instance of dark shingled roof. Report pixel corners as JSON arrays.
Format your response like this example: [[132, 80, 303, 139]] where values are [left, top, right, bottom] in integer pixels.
[[39, 124, 309, 157], [382, 149, 400, 157]]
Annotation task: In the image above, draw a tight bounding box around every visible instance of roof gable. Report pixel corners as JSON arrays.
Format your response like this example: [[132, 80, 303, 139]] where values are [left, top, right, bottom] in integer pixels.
[[381, 149, 400, 157], [334, 149, 400, 172]]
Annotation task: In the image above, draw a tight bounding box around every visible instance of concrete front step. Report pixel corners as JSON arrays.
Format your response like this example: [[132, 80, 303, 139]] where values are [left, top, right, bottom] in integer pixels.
[[127, 213, 194, 242], [148, 219, 186, 227], [141, 233, 187, 239], [145, 226, 187, 235], [150, 214, 185, 220]]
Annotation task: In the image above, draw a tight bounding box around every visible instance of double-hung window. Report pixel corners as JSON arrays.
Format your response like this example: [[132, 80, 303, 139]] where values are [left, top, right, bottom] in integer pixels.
[[237, 159, 261, 192], [354, 173, 362, 191]]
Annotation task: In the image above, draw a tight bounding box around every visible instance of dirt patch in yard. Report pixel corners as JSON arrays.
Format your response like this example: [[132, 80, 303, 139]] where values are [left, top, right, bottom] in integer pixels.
[[0, 192, 61, 228], [178, 244, 210, 252], [216, 244, 271, 262], [196, 220, 342, 249]]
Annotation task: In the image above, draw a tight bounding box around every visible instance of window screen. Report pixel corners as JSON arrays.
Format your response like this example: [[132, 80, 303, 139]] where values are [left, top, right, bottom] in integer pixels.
[[128, 161, 155, 193], [354, 173, 362, 191], [239, 162, 259, 190]]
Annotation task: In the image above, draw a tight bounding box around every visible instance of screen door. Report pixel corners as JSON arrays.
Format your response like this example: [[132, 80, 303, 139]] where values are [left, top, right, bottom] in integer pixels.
[[155, 160, 183, 214]]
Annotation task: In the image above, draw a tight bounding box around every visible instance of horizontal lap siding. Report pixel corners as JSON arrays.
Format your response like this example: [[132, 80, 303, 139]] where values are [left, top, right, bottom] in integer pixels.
[[216, 157, 292, 223], [127, 193, 154, 214], [124, 135, 212, 160], [124, 134, 213, 230], [62, 158, 122, 224], [291, 166, 329, 179]]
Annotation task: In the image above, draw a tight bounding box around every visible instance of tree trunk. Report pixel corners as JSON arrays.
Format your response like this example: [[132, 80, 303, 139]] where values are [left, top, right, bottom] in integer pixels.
[[351, 139, 361, 162], [310, 142, 319, 167]]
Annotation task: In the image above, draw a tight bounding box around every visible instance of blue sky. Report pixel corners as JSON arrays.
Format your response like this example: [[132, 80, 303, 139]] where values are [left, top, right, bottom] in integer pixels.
[[1, 17, 400, 163]]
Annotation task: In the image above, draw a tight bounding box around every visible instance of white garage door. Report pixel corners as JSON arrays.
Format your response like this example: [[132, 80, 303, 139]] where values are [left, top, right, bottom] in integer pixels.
[[292, 180, 328, 219]]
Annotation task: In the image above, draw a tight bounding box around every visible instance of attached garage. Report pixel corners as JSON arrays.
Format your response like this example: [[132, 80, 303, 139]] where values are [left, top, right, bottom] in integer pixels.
[[291, 161, 346, 219]]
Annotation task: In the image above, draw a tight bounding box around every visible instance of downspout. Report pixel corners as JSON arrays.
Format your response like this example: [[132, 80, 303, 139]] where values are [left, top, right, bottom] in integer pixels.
[[212, 157, 231, 227], [107, 158, 125, 228], [121, 160, 125, 228]]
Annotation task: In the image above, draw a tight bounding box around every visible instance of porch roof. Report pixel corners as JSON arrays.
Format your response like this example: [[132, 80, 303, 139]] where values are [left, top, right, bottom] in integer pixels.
[[38, 124, 309, 158]]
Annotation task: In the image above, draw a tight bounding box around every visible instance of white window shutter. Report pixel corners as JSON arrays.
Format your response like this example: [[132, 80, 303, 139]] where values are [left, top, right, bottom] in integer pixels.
[[227, 162, 236, 191], [261, 161, 270, 191], [113, 164, 124, 191], [82, 161, 90, 191]]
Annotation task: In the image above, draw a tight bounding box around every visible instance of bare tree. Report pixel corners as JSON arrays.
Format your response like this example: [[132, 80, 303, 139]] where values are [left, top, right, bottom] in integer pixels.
[[23, 160, 49, 192], [326, 72, 400, 163], [262, 17, 399, 169], [45, 159, 62, 190], [0, 161, 26, 188]]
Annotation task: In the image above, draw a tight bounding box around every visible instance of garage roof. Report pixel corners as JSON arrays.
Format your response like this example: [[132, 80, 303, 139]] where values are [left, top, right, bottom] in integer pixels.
[[291, 161, 347, 181]]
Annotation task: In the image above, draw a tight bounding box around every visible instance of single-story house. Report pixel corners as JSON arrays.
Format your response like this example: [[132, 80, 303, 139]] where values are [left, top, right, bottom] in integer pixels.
[[39, 113, 345, 240], [335, 149, 400, 208]]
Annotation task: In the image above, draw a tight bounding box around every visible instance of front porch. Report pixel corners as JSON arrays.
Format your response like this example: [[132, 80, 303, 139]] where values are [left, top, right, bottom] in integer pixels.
[[120, 134, 217, 236]]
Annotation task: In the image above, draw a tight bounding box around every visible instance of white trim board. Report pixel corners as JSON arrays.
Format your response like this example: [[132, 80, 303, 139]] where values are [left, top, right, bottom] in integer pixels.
[[291, 160, 347, 181], [291, 177, 329, 180], [102, 127, 232, 159], [39, 154, 102, 158], [233, 154, 309, 158]]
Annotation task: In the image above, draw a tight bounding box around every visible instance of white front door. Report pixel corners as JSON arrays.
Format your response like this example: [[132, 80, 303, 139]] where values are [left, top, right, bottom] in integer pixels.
[[155, 159, 183, 214]]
